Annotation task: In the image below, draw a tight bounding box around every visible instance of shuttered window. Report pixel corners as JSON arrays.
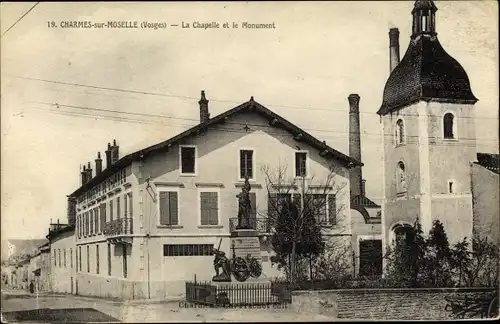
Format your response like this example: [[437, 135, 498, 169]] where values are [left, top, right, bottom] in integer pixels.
[[109, 200, 114, 221], [94, 208, 99, 233], [200, 192, 218, 225], [159, 191, 179, 225], [124, 194, 128, 218], [107, 243, 112, 276], [129, 193, 133, 218], [70, 249, 73, 269], [240, 150, 254, 179], [117, 196, 121, 219], [96, 245, 100, 274], [87, 245, 90, 273], [90, 209, 94, 235], [100, 203, 106, 233], [180, 146, 196, 174], [328, 194, 337, 225]]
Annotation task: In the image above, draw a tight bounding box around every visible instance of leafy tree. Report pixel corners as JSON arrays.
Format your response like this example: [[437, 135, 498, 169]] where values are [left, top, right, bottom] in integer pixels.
[[423, 220, 454, 287]]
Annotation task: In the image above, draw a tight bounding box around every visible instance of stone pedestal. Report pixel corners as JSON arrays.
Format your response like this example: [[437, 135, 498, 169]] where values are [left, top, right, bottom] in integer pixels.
[[230, 229, 261, 261]]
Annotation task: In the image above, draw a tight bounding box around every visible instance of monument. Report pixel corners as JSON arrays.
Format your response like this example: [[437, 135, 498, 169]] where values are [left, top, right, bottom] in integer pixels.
[[211, 177, 263, 282]]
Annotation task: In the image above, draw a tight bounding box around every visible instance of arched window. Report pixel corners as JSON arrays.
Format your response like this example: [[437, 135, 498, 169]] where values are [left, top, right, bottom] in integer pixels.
[[443, 113, 455, 139], [395, 119, 405, 145], [396, 161, 407, 194]]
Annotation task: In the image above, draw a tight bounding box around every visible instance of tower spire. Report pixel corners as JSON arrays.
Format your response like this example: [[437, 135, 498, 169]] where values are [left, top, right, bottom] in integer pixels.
[[411, 0, 438, 38]]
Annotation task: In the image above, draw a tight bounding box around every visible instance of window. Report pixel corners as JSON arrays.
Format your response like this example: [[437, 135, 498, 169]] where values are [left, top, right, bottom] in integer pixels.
[[124, 194, 128, 218], [87, 245, 90, 273], [109, 200, 114, 221], [117, 196, 121, 219], [129, 193, 133, 218], [58, 249, 61, 267], [54, 250, 57, 266], [107, 243, 111, 276], [200, 192, 219, 225], [100, 203, 106, 232], [90, 209, 94, 235], [448, 181, 454, 194], [70, 249, 73, 269], [159, 191, 179, 226], [396, 119, 405, 145], [295, 152, 307, 177], [64, 249, 67, 268], [240, 150, 254, 179], [180, 146, 196, 174], [163, 244, 214, 256], [396, 162, 407, 194], [79, 246, 82, 271], [75, 248, 78, 272], [94, 207, 99, 233], [96, 245, 100, 275], [444, 113, 455, 139]]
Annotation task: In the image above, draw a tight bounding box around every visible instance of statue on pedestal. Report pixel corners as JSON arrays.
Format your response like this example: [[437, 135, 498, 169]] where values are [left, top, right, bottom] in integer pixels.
[[236, 176, 252, 230]]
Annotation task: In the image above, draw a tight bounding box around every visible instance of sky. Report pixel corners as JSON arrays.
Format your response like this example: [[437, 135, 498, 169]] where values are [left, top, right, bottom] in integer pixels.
[[1, 1, 498, 240]]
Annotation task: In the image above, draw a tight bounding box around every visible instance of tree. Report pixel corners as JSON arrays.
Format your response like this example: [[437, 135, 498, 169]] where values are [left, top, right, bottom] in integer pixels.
[[423, 220, 454, 287], [261, 163, 347, 284]]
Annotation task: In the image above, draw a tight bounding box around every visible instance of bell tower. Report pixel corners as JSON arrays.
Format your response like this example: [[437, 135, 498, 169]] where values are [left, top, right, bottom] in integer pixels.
[[379, 0, 478, 252]]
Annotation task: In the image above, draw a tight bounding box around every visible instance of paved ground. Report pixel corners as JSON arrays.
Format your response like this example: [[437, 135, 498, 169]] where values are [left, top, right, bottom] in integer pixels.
[[1, 288, 335, 322]]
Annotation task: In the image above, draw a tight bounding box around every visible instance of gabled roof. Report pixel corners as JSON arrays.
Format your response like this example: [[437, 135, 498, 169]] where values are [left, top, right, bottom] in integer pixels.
[[476, 153, 499, 175], [70, 98, 363, 197]]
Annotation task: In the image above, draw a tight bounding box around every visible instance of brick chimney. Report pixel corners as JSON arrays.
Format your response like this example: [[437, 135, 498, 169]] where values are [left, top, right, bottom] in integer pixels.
[[110, 139, 119, 164], [199, 90, 210, 123], [105, 143, 112, 169], [348, 94, 363, 198], [389, 28, 400, 73], [81, 165, 87, 186], [86, 162, 93, 180], [95, 152, 102, 175]]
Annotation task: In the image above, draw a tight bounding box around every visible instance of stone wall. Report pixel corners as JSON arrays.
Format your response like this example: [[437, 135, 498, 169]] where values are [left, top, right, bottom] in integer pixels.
[[292, 288, 496, 320]]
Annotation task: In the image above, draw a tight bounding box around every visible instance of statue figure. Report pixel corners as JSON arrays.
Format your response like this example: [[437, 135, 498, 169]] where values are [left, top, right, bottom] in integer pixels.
[[212, 247, 231, 282], [236, 176, 252, 229]]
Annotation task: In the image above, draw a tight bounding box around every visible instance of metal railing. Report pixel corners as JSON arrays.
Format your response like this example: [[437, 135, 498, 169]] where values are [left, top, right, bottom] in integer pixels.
[[229, 217, 274, 233], [185, 280, 292, 307], [103, 218, 133, 236]]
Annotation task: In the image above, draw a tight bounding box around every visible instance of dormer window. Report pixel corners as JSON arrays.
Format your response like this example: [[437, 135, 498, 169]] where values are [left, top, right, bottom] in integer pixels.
[[443, 112, 456, 139], [395, 119, 405, 145]]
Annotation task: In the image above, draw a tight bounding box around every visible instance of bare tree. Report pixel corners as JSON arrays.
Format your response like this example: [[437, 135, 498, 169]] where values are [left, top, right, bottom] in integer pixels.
[[258, 163, 349, 284]]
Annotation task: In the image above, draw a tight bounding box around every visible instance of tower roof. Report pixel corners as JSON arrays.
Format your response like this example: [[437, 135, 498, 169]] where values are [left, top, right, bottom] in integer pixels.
[[378, 0, 478, 115]]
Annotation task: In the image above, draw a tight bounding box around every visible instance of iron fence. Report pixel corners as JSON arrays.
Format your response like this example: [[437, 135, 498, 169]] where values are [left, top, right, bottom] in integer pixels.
[[103, 218, 133, 236], [185, 280, 292, 307]]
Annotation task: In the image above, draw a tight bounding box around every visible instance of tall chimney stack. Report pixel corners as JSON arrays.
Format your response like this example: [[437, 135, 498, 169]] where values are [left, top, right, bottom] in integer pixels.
[[110, 139, 119, 164], [348, 94, 363, 198], [86, 162, 93, 180], [95, 152, 102, 175], [105, 143, 112, 169], [81, 165, 87, 186], [199, 90, 210, 123], [389, 28, 400, 73]]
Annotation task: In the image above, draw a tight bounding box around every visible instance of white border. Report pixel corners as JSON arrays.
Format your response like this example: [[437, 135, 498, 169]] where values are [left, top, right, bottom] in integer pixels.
[[197, 187, 221, 226], [179, 145, 198, 176]]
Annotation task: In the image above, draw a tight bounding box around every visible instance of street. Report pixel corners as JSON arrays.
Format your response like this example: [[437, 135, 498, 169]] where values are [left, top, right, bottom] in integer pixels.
[[1, 289, 335, 322]]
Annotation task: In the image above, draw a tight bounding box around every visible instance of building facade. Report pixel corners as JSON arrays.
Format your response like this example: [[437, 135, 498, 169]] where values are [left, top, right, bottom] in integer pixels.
[[69, 94, 360, 299], [48, 225, 76, 294]]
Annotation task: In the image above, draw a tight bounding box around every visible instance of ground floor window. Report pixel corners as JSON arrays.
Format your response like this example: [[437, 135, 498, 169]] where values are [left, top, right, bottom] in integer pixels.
[[163, 244, 214, 256]]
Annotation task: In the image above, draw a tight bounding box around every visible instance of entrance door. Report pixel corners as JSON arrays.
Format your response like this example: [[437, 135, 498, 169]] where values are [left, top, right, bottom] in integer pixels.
[[359, 239, 383, 278]]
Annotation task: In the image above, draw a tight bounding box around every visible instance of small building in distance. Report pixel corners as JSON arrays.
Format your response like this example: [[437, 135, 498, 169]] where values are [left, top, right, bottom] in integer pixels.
[[46, 221, 76, 295]]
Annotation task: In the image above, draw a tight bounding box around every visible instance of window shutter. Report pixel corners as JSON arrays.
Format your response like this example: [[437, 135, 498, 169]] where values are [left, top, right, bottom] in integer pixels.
[[159, 191, 171, 225], [129, 193, 133, 218], [117, 197, 121, 219], [100, 204, 106, 232], [169, 192, 178, 225], [209, 192, 218, 225], [109, 201, 114, 221], [328, 195, 337, 225], [295, 153, 301, 177], [90, 210, 94, 235], [200, 192, 209, 225], [124, 194, 128, 218]]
